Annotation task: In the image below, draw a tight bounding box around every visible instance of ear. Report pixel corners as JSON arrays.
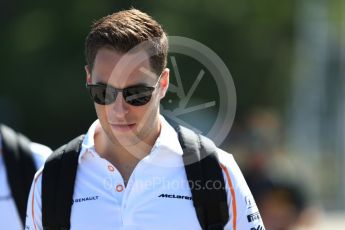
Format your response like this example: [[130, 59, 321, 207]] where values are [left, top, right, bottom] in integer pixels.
[[85, 65, 92, 84], [159, 68, 170, 99]]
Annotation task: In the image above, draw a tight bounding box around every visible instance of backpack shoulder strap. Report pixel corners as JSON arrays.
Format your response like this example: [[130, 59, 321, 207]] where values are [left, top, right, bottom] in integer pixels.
[[42, 135, 84, 230], [0, 124, 37, 227], [176, 125, 229, 230]]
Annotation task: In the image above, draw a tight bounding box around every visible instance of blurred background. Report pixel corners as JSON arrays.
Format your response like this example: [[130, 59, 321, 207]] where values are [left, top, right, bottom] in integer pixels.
[[0, 0, 344, 229]]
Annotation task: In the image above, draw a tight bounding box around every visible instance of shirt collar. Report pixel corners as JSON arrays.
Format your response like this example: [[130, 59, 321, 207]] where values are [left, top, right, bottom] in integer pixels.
[[78, 115, 183, 164], [150, 116, 183, 156], [78, 119, 99, 163]]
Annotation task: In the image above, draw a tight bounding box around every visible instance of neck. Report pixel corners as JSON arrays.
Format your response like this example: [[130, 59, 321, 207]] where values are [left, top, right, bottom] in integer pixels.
[[94, 119, 161, 174]]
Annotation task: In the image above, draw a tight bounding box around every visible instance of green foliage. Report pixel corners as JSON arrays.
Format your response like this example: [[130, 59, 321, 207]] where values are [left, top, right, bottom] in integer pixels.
[[0, 0, 315, 147]]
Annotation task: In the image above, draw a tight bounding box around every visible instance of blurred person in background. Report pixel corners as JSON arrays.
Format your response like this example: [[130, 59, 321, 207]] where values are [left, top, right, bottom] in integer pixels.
[[241, 109, 281, 200], [0, 123, 51, 229], [238, 108, 316, 229], [258, 181, 311, 230]]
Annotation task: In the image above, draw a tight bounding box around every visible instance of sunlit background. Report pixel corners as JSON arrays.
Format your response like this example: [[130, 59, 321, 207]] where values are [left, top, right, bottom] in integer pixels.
[[1, 0, 344, 229]]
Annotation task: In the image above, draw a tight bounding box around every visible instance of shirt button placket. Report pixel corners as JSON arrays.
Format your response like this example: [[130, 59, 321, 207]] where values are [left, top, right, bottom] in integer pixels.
[[106, 163, 125, 227]]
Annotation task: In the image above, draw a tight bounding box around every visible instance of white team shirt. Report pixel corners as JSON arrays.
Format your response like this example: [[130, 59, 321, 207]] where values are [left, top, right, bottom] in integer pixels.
[[0, 134, 52, 230], [26, 116, 265, 230]]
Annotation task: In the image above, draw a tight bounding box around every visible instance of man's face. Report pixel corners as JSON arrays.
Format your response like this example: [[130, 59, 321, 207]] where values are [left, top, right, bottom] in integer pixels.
[[86, 47, 169, 146]]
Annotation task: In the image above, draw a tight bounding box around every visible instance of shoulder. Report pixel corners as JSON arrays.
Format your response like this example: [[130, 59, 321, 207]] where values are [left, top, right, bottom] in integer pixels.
[[0, 124, 52, 168], [216, 148, 252, 196], [216, 148, 235, 167], [216, 148, 242, 177], [216, 148, 265, 229], [30, 166, 44, 200]]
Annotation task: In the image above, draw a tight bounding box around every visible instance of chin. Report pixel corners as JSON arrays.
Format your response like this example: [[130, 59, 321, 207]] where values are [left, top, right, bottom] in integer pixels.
[[110, 133, 143, 147]]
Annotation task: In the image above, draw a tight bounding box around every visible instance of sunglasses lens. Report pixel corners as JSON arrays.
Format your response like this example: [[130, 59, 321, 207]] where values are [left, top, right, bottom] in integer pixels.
[[87, 84, 155, 106], [88, 85, 116, 105], [124, 86, 154, 106]]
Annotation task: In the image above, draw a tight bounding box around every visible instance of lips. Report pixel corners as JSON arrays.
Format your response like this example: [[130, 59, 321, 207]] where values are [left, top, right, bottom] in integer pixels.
[[110, 123, 136, 132]]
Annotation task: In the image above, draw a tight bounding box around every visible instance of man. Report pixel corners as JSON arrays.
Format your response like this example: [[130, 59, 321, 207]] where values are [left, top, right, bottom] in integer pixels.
[[26, 9, 264, 229], [0, 124, 51, 230]]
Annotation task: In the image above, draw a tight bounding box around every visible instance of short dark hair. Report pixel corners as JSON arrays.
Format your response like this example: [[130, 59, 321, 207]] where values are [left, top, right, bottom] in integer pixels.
[[85, 8, 168, 75]]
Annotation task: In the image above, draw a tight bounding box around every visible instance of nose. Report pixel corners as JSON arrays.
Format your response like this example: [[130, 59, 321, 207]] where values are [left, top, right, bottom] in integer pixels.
[[106, 92, 129, 118]]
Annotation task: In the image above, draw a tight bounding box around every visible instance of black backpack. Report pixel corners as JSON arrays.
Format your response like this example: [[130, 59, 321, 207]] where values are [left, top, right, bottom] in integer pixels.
[[42, 125, 229, 230], [0, 124, 37, 227]]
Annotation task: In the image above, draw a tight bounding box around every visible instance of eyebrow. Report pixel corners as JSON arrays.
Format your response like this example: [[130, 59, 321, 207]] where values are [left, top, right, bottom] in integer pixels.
[[93, 82, 152, 88]]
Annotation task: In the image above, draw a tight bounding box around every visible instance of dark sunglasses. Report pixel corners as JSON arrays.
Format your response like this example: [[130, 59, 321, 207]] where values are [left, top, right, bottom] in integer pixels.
[[86, 74, 162, 106]]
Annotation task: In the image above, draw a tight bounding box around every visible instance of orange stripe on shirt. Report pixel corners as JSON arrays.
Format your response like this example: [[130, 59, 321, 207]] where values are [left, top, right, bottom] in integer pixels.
[[31, 171, 43, 230], [220, 163, 237, 230]]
